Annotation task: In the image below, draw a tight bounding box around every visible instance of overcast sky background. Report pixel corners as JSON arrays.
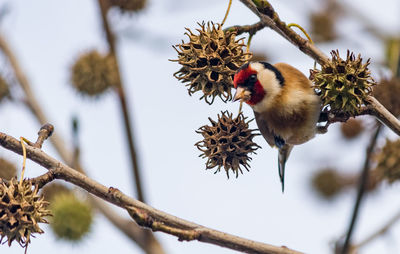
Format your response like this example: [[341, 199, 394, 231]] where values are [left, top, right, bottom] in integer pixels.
[[1, 0, 400, 253]]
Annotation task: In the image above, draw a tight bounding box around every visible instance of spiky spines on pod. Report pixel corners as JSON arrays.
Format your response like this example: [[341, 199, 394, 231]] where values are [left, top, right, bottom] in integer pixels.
[[70, 50, 118, 97], [311, 50, 375, 116], [172, 22, 252, 104], [0, 178, 50, 248], [196, 111, 260, 178], [375, 139, 400, 184]]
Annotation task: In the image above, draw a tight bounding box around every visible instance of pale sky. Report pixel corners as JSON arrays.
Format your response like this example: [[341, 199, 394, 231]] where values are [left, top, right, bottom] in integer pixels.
[[1, 0, 400, 254]]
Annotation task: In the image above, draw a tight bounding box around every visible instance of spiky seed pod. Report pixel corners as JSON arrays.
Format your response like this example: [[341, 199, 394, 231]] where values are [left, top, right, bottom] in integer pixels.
[[340, 118, 364, 140], [109, 0, 146, 12], [375, 139, 400, 184], [49, 193, 93, 241], [172, 22, 252, 104], [310, 50, 375, 116], [195, 111, 260, 178], [373, 77, 400, 117], [0, 158, 17, 180], [310, 12, 337, 43], [311, 168, 345, 199], [0, 76, 10, 103], [0, 178, 50, 247], [70, 50, 118, 97], [40, 183, 70, 202]]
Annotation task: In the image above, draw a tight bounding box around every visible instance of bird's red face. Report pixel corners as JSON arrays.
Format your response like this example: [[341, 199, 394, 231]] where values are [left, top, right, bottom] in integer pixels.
[[233, 63, 266, 105]]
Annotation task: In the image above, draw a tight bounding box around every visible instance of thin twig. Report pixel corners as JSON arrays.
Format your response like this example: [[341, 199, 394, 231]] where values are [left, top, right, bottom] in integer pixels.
[[34, 123, 54, 149], [239, 0, 329, 65], [224, 21, 266, 36], [340, 124, 382, 254], [30, 171, 55, 189], [0, 131, 303, 254], [97, 0, 146, 203]]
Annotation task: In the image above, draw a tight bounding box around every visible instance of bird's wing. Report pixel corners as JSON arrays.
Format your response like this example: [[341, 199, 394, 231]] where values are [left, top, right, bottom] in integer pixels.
[[254, 111, 275, 147]]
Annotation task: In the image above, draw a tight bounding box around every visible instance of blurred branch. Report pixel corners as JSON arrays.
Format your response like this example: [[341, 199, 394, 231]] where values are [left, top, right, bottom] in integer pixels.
[[0, 34, 163, 254], [352, 208, 400, 251], [0, 130, 303, 254], [340, 124, 382, 254], [0, 34, 72, 163], [97, 0, 146, 203]]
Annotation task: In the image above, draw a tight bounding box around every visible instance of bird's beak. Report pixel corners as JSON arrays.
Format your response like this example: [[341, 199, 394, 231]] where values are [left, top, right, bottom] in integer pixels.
[[233, 87, 246, 102]]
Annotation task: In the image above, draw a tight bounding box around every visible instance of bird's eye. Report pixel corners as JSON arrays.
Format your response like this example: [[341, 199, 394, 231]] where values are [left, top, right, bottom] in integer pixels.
[[249, 74, 257, 82]]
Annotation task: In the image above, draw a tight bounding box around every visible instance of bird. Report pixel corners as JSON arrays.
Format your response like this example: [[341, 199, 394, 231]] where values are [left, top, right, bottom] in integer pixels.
[[233, 61, 322, 192]]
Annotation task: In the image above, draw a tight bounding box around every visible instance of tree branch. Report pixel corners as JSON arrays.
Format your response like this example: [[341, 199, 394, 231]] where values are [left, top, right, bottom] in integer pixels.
[[224, 21, 266, 36], [365, 96, 400, 136], [238, 0, 329, 66], [340, 124, 382, 254], [97, 0, 146, 203], [0, 130, 302, 254]]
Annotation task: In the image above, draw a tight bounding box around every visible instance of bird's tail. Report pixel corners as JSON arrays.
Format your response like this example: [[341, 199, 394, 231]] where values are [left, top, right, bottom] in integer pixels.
[[278, 145, 293, 193]]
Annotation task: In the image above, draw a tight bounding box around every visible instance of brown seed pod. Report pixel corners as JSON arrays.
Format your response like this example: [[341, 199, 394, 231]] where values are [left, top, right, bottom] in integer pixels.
[[0, 178, 50, 248], [250, 51, 269, 62], [195, 111, 260, 178], [70, 50, 118, 97], [0, 158, 17, 180], [310, 12, 337, 43], [310, 50, 375, 116], [0, 76, 10, 103], [172, 22, 252, 104], [340, 118, 364, 140], [375, 138, 400, 184], [40, 183, 70, 202], [372, 77, 400, 117], [109, 0, 146, 12], [311, 168, 345, 199]]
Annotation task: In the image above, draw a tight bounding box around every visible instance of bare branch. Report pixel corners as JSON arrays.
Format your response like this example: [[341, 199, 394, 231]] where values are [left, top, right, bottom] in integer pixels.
[[97, 0, 146, 203], [0, 131, 303, 254], [224, 21, 266, 36], [340, 124, 382, 254], [365, 96, 400, 136], [238, 0, 329, 65], [33, 123, 54, 149], [30, 171, 56, 189]]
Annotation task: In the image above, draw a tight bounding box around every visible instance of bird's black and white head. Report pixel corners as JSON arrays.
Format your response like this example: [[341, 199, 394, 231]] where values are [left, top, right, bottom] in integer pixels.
[[233, 62, 285, 113]]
